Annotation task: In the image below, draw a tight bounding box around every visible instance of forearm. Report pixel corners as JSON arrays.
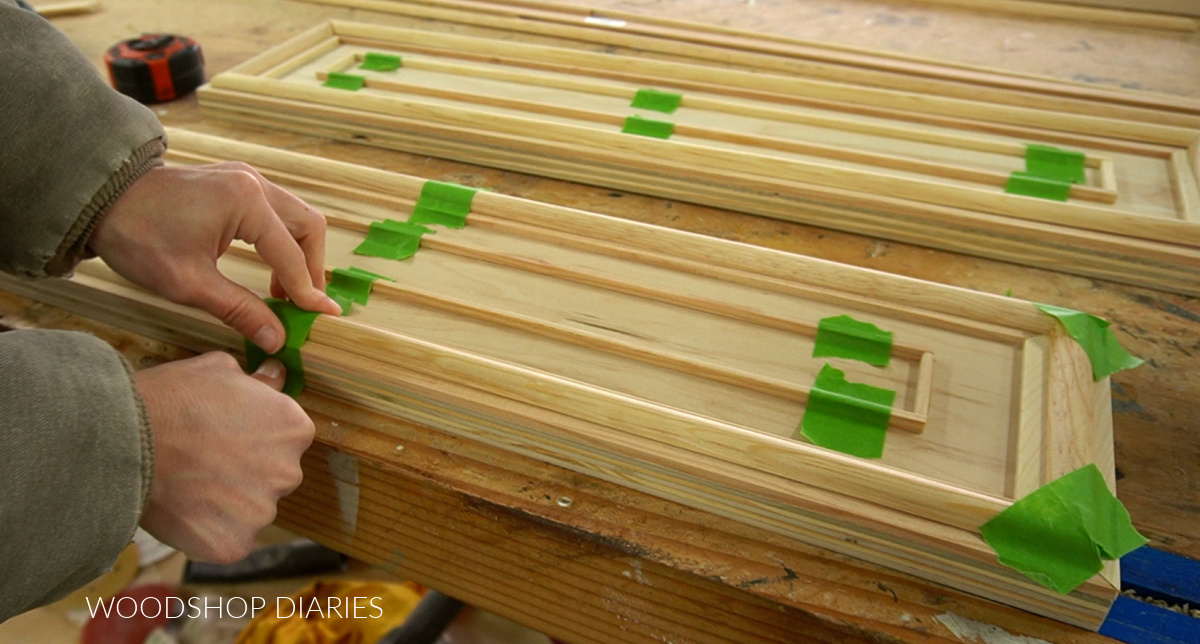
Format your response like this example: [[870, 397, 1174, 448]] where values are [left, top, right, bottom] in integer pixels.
[[0, 329, 152, 623], [0, 0, 166, 279]]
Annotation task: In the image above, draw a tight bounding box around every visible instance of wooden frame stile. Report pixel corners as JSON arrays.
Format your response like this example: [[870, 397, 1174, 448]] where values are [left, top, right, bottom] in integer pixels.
[[198, 20, 1200, 296], [0, 129, 1126, 629]]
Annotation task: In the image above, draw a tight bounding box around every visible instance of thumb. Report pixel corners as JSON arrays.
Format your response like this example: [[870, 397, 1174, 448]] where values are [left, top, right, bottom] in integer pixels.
[[190, 269, 286, 353], [251, 358, 287, 392]]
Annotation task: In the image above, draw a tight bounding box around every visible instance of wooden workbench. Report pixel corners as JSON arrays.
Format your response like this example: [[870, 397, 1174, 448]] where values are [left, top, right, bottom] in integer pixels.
[[7, 1, 1198, 641]]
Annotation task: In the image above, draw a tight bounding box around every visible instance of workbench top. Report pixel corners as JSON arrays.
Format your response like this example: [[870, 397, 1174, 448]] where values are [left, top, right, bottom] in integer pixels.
[[11, 1, 1199, 642]]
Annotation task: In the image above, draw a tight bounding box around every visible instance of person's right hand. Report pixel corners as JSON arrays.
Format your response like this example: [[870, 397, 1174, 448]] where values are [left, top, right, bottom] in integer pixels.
[[134, 352, 314, 563]]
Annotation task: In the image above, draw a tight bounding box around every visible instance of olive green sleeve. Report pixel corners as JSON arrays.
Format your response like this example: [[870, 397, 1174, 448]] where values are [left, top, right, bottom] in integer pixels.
[[0, 0, 164, 623], [0, 0, 166, 278], [0, 330, 153, 623]]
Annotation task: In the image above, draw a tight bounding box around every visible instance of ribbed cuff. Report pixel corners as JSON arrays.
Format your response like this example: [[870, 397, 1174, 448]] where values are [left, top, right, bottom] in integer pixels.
[[46, 136, 167, 277]]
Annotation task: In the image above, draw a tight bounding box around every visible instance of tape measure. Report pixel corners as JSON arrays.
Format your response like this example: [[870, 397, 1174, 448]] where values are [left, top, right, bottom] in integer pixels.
[[104, 34, 205, 104]]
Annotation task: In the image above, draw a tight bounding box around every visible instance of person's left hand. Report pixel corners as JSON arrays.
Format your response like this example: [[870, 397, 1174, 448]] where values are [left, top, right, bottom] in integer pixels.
[[89, 162, 342, 353]]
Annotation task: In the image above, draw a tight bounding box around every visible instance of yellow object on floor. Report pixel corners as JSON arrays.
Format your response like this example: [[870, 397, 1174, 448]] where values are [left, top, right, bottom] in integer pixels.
[[235, 580, 425, 644]]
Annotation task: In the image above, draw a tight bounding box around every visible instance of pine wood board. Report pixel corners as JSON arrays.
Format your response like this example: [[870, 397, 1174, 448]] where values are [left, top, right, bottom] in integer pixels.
[[0, 129, 1125, 629], [198, 20, 1200, 296]]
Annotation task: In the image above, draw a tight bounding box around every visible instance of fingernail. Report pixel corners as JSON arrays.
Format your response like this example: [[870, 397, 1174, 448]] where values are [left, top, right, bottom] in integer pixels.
[[257, 358, 285, 380], [323, 294, 343, 315], [254, 326, 281, 353]]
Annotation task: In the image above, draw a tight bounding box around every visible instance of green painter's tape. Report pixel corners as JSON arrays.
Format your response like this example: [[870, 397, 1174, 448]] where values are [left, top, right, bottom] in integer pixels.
[[326, 267, 395, 315], [361, 52, 402, 72], [244, 299, 322, 397], [980, 464, 1147, 594], [631, 88, 682, 114], [798, 364, 895, 459], [1035, 303, 1144, 380], [812, 314, 893, 367], [622, 115, 674, 139], [1005, 172, 1071, 201], [408, 180, 478, 229], [323, 72, 366, 91], [354, 220, 434, 260], [1025, 144, 1086, 184]]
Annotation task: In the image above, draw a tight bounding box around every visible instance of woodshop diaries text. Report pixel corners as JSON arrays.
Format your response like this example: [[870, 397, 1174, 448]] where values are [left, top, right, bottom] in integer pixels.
[[85, 594, 385, 619]]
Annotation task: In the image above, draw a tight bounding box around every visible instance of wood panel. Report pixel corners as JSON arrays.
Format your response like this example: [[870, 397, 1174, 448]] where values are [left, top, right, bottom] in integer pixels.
[[0, 284, 1117, 644], [198, 19, 1200, 296], [0, 129, 1123, 629]]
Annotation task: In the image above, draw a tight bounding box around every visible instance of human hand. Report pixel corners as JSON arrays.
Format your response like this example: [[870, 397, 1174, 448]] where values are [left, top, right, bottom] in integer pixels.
[[89, 163, 341, 354], [134, 353, 314, 563]]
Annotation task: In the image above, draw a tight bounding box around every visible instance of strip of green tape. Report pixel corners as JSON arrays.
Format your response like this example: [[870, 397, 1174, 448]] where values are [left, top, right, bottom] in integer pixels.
[[361, 52, 402, 72], [631, 88, 682, 114], [1035, 303, 1144, 380], [980, 463, 1147, 594], [407, 180, 478, 229], [798, 364, 895, 459], [326, 267, 396, 315], [622, 115, 674, 139], [244, 298, 322, 397], [1005, 172, 1071, 201], [353, 219, 434, 260], [323, 72, 366, 91], [812, 315, 893, 367], [1025, 143, 1086, 184]]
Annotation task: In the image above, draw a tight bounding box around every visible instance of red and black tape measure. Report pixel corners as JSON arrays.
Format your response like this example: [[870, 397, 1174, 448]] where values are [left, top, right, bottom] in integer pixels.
[[104, 34, 205, 104]]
